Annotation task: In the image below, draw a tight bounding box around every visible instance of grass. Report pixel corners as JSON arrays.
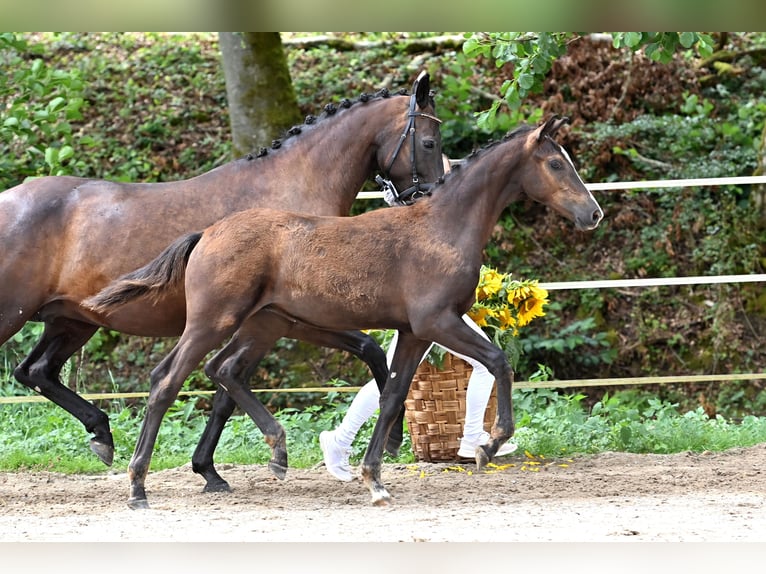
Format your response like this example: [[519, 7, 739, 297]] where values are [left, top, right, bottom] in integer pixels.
[[2, 384, 765, 474]]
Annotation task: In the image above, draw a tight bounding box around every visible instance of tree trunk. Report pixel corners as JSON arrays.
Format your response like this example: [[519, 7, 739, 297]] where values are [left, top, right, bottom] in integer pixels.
[[218, 32, 302, 158]]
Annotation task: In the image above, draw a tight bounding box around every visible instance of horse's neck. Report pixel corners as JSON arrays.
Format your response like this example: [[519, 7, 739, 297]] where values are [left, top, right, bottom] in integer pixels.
[[430, 141, 525, 255], [204, 99, 396, 217]]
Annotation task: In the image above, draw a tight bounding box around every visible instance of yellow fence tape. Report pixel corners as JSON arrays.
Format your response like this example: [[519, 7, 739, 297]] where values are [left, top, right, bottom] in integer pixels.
[[2, 373, 765, 405]]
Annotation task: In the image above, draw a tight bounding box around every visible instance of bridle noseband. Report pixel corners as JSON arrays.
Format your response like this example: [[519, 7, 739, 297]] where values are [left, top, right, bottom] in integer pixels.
[[376, 91, 442, 206]]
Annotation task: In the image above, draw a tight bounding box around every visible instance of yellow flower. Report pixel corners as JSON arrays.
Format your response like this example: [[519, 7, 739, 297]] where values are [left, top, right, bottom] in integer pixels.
[[457, 265, 550, 368], [476, 268, 504, 301], [528, 284, 549, 302], [496, 307, 516, 331], [506, 284, 531, 307], [517, 296, 547, 327], [467, 305, 492, 327]]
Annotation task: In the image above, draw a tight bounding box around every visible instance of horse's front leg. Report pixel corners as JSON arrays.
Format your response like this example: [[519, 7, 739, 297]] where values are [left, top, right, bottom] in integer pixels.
[[361, 333, 431, 506], [426, 314, 516, 470]]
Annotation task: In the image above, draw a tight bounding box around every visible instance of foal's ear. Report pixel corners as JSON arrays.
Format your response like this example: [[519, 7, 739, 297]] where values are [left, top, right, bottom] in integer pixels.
[[414, 71, 431, 110], [537, 115, 571, 142]]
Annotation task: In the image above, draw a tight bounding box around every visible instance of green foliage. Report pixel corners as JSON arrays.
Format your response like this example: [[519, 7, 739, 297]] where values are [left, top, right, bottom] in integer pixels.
[[4, 385, 766, 473], [462, 32, 568, 129], [611, 32, 715, 64], [435, 50, 516, 153], [512, 387, 766, 456], [462, 32, 715, 131], [0, 32, 85, 188], [581, 109, 765, 182], [518, 306, 617, 379]]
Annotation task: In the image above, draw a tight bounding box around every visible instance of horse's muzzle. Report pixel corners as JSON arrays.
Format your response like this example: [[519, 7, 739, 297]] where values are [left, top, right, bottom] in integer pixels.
[[576, 206, 604, 231]]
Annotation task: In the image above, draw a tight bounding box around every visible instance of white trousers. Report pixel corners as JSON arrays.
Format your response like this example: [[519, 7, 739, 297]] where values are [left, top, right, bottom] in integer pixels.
[[333, 315, 495, 449]]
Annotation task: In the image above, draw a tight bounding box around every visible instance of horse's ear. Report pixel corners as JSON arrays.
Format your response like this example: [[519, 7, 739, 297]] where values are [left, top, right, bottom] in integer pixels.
[[537, 115, 570, 142], [414, 71, 431, 110]]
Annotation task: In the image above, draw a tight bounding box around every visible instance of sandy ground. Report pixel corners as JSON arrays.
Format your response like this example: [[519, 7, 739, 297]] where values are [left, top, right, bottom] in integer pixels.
[[1, 443, 765, 545]]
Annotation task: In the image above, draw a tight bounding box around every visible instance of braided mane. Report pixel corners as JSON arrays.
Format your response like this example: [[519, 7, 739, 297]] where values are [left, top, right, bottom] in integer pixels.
[[244, 87, 411, 161]]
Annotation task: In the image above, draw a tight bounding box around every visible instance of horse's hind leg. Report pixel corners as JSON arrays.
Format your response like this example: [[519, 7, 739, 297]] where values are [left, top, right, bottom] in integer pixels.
[[193, 312, 395, 492], [12, 319, 115, 465], [129, 325, 232, 509], [201, 332, 289, 481], [193, 314, 295, 489]]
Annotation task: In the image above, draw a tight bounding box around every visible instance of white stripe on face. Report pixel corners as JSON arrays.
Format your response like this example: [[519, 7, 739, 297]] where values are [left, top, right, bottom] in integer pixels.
[[558, 142, 604, 221]]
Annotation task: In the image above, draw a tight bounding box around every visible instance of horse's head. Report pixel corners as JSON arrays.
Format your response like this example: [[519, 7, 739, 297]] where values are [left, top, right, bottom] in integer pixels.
[[376, 70, 444, 203], [520, 116, 603, 231]]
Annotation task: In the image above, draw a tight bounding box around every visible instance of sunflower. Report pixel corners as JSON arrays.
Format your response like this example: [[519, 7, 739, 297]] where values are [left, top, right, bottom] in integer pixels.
[[464, 265, 549, 366]]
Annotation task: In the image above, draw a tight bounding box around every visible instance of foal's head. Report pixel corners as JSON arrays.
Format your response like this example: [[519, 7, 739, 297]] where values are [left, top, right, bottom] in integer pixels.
[[520, 116, 603, 231], [377, 71, 444, 196]]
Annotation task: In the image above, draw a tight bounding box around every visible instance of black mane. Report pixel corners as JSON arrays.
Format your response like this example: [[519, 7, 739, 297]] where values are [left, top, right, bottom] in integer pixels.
[[428, 123, 536, 191], [244, 87, 411, 161]]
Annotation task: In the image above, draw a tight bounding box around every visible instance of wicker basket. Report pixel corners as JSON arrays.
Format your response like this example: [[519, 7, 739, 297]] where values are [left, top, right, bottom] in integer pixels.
[[403, 354, 497, 462]]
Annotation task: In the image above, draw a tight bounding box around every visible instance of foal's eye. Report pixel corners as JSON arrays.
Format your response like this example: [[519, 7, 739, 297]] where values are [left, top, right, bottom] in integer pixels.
[[549, 159, 563, 170], [423, 139, 435, 150]]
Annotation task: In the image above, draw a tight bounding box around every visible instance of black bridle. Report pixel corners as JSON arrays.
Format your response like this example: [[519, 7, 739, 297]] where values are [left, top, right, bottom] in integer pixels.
[[375, 91, 442, 206]]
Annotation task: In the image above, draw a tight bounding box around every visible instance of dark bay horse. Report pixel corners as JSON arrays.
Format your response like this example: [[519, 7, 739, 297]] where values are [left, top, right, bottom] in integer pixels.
[[86, 115, 603, 508], [0, 71, 444, 488]]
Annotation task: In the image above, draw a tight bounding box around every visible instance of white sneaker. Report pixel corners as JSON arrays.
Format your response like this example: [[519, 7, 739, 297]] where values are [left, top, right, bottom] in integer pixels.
[[457, 431, 519, 459], [319, 430, 353, 482]]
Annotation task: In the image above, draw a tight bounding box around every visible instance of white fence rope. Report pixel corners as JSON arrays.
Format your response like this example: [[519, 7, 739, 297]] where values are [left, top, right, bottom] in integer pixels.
[[357, 174, 766, 199], [540, 274, 766, 291]]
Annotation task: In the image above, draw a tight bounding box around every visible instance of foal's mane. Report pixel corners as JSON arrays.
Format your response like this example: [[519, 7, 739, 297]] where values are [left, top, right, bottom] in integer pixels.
[[243, 86, 431, 162], [426, 123, 537, 193]]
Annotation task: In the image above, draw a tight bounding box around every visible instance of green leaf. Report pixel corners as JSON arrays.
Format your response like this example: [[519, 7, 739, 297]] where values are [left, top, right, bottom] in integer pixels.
[[462, 36, 487, 57], [624, 32, 643, 48], [58, 145, 74, 162], [47, 97, 66, 113], [518, 72, 534, 90], [44, 146, 58, 169], [679, 32, 695, 49], [475, 108, 496, 132], [644, 43, 660, 60]]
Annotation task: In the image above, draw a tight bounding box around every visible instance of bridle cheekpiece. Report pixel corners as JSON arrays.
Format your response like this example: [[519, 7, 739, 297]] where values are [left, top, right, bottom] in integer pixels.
[[376, 90, 442, 206]]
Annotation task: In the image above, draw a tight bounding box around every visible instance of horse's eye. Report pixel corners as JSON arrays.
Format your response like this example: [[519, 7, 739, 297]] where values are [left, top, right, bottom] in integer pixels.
[[423, 139, 435, 150], [549, 159, 563, 170]]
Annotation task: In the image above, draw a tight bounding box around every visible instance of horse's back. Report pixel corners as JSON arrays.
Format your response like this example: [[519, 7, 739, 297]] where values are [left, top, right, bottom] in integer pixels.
[[185, 206, 433, 330]]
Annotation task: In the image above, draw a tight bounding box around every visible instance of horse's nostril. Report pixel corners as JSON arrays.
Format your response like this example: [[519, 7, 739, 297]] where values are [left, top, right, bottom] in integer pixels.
[[592, 209, 602, 223]]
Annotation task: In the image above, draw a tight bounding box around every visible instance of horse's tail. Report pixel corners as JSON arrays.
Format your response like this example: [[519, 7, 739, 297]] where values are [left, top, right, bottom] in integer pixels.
[[84, 232, 203, 315]]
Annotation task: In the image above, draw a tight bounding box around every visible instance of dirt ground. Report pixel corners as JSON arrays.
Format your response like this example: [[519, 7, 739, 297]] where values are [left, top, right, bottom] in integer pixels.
[[1, 443, 765, 544]]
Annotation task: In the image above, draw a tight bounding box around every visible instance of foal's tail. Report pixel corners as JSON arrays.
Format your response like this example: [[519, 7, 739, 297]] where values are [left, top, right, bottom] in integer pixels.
[[84, 232, 203, 315]]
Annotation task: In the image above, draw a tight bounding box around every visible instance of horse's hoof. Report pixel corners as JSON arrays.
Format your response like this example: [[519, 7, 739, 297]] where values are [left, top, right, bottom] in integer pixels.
[[127, 498, 150, 510], [268, 461, 288, 480], [90, 439, 114, 466], [203, 480, 231, 493], [475, 445, 491, 470], [370, 491, 391, 507]]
